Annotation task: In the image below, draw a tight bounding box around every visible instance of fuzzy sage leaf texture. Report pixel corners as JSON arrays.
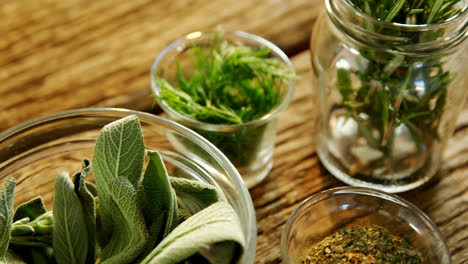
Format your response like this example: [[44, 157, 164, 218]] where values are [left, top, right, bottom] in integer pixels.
[[100, 177, 148, 264], [136, 150, 178, 261], [12, 196, 47, 223], [72, 159, 96, 264], [92, 115, 145, 243], [1, 115, 247, 264], [141, 202, 245, 264], [169, 177, 223, 216], [0, 178, 16, 260], [3, 250, 27, 264], [52, 172, 88, 264]]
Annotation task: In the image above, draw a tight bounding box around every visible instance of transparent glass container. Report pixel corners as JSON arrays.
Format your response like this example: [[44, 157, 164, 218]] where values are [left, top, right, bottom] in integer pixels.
[[0, 108, 257, 264], [151, 31, 295, 188], [310, 0, 468, 192], [281, 187, 451, 263]]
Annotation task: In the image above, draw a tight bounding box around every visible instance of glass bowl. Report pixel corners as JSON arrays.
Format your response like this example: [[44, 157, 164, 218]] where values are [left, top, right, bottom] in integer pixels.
[[150, 31, 295, 188], [0, 108, 257, 264], [281, 187, 451, 264]]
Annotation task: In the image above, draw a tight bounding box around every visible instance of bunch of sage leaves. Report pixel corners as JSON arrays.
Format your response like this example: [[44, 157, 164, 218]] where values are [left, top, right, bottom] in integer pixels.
[[0, 115, 245, 264]]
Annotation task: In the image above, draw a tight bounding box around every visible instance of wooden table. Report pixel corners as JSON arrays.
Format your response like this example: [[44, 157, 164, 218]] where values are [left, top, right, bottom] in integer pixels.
[[1, 1, 467, 263]]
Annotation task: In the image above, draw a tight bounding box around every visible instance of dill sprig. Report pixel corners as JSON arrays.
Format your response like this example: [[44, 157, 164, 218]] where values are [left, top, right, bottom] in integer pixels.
[[154, 37, 294, 125]]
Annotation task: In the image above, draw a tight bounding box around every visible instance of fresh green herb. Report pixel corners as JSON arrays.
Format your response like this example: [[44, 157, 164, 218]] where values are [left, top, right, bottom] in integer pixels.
[[170, 176, 222, 216], [52, 172, 89, 264], [0, 177, 16, 260], [92, 115, 146, 246], [0, 115, 245, 264], [154, 33, 295, 167], [71, 159, 96, 264], [334, 0, 462, 176], [140, 202, 244, 264], [136, 150, 178, 261], [12, 196, 47, 223], [302, 225, 423, 263]]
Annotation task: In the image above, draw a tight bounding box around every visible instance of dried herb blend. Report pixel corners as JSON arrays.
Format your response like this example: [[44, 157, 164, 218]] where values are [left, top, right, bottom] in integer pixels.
[[302, 225, 423, 263]]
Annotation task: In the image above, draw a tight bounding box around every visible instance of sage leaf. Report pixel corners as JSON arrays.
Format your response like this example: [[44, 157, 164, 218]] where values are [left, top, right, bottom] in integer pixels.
[[3, 250, 26, 264], [85, 182, 98, 197], [169, 177, 223, 215], [30, 248, 48, 264], [72, 159, 96, 264], [141, 151, 178, 236], [0, 177, 16, 260], [52, 172, 88, 264], [13, 197, 47, 222], [137, 151, 178, 261], [141, 202, 245, 264], [92, 115, 145, 242], [100, 177, 147, 264]]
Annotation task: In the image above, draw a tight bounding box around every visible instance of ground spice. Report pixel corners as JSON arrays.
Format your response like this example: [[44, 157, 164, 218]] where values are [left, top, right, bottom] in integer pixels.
[[302, 225, 423, 264]]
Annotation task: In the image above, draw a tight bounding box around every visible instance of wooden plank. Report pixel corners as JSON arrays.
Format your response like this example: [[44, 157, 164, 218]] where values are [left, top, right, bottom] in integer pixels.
[[0, 0, 322, 132], [251, 51, 468, 264]]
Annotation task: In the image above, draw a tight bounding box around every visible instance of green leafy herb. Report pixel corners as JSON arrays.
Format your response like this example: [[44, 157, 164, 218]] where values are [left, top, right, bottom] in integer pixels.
[[154, 32, 295, 167], [100, 177, 147, 263], [72, 159, 96, 264], [0, 178, 16, 260], [13, 197, 47, 223], [137, 150, 178, 261], [9, 211, 53, 247], [0, 115, 245, 264], [140, 202, 245, 264], [52, 172, 89, 264], [92, 115, 145, 243], [333, 0, 462, 176], [170, 177, 223, 216], [3, 250, 26, 263]]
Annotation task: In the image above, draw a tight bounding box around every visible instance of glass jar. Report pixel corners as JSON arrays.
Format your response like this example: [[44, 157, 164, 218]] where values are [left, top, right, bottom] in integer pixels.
[[310, 0, 468, 192], [151, 31, 295, 188]]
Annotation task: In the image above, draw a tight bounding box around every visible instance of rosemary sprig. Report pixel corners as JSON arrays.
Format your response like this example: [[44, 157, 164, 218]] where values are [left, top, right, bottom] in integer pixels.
[[155, 37, 294, 125], [336, 0, 462, 175], [154, 33, 295, 167], [350, 0, 462, 23]]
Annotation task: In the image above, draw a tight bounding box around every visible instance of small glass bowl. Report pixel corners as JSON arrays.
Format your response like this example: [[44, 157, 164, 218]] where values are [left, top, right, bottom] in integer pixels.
[[0, 108, 257, 264], [281, 187, 451, 264], [150, 31, 295, 188]]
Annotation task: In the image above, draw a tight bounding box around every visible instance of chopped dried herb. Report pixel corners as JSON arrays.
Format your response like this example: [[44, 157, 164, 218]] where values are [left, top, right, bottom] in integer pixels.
[[302, 225, 423, 263]]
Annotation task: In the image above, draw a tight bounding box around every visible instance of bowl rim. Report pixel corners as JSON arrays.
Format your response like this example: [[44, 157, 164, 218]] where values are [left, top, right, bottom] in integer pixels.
[[150, 30, 296, 132], [0, 107, 257, 263], [281, 186, 451, 264]]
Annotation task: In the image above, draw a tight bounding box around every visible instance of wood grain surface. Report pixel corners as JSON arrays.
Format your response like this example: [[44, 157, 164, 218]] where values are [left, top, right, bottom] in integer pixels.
[[1, 0, 467, 263], [0, 0, 321, 132]]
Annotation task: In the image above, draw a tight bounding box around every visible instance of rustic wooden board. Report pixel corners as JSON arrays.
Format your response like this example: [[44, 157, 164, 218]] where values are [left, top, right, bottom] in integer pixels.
[[0, 0, 322, 132], [1, 0, 467, 263]]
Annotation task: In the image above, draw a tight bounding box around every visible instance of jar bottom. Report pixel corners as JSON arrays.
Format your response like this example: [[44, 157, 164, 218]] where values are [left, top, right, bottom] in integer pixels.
[[237, 152, 273, 188], [316, 133, 441, 193]]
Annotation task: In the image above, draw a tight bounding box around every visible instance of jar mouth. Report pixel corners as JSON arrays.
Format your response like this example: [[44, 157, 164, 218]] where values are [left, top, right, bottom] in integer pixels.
[[150, 31, 296, 132], [326, 0, 468, 52], [342, 0, 468, 29]]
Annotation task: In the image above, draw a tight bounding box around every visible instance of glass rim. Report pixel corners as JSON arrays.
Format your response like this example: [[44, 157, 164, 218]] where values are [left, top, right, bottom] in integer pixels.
[[281, 186, 450, 264], [150, 30, 296, 132], [330, 0, 468, 31], [0, 107, 258, 261]]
